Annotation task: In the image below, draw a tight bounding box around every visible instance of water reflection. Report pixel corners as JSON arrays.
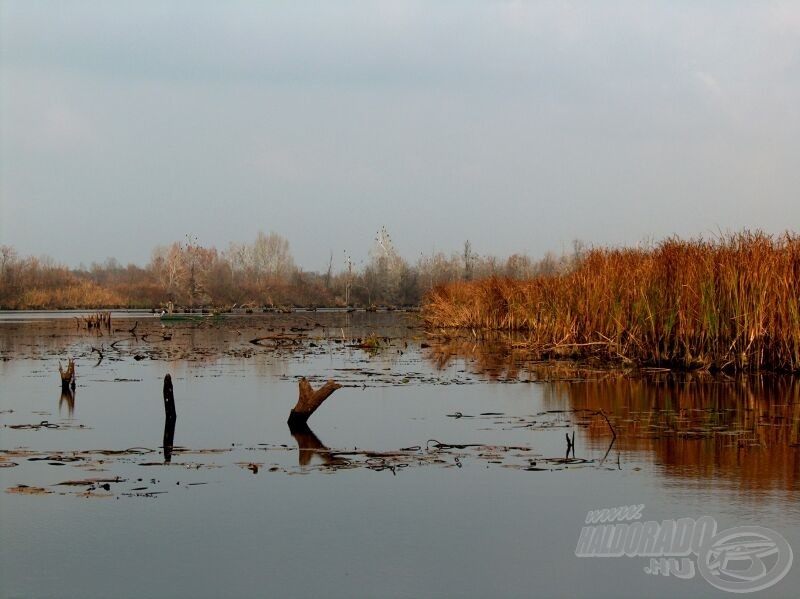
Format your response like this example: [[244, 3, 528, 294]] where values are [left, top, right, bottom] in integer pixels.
[[58, 388, 75, 417], [163, 415, 176, 463], [289, 421, 329, 466], [548, 374, 800, 492], [288, 421, 349, 468], [425, 338, 800, 491], [426, 335, 524, 380], [0, 311, 418, 372]]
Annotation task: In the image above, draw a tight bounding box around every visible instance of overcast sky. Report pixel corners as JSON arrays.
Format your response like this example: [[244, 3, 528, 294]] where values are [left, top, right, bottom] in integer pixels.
[[1, 1, 798, 271]]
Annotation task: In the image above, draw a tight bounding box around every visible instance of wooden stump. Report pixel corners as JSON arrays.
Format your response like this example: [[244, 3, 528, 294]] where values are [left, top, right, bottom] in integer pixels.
[[163, 374, 177, 462], [287, 378, 342, 426], [59, 359, 75, 392], [163, 374, 177, 420]]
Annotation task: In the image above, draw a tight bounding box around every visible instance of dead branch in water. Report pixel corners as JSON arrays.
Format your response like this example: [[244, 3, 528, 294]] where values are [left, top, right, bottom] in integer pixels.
[[141, 333, 171, 343], [597, 409, 617, 439], [90, 346, 103, 366], [113, 321, 138, 335], [565, 431, 575, 458], [249, 334, 305, 347]]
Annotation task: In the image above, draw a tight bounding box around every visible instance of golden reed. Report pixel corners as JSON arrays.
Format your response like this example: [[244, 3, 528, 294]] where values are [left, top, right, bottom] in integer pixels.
[[422, 232, 800, 372], [20, 281, 124, 310]]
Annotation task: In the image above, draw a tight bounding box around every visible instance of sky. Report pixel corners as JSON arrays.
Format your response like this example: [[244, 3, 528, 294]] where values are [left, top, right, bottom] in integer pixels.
[[1, 1, 798, 272]]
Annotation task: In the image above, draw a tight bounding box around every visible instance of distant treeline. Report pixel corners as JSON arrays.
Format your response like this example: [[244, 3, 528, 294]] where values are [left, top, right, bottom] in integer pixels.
[[423, 231, 800, 372], [0, 229, 581, 310]]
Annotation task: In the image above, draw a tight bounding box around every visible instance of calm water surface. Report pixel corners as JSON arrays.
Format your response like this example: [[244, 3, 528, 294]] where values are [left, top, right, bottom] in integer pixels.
[[1, 312, 798, 599]]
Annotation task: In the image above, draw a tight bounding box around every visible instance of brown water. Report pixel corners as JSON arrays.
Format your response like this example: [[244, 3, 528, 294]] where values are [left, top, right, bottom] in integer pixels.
[[1, 312, 798, 598]]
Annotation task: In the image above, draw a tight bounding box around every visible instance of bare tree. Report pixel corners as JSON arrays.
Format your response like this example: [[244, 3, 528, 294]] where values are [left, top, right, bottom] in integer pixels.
[[504, 253, 534, 279], [0, 245, 17, 279], [325, 251, 334, 290], [368, 226, 407, 304], [250, 231, 296, 284], [148, 236, 219, 306], [462, 240, 473, 281], [343, 251, 354, 305]]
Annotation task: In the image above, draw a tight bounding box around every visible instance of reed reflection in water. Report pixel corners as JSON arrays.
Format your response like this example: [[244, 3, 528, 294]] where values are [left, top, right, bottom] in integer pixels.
[[547, 373, 800, 492], [426, 337, 800, 492]]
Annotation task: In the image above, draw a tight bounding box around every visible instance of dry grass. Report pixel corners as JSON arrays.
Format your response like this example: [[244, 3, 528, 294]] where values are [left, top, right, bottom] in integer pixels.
[[422, 231, 800, 372], [19, 281, 125, 310]]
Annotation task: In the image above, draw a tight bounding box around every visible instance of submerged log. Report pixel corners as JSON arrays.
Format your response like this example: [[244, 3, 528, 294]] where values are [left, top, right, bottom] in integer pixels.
[[287, 378, 342, 426]]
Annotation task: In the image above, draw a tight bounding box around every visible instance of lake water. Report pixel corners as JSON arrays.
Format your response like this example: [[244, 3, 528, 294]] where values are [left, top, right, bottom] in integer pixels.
[[1, 312, 798, 598]]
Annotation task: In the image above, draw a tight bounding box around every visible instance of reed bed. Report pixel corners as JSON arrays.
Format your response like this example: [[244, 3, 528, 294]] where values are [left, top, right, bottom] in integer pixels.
[[422, 232, 800, 372], [19, 281, 125, 310]]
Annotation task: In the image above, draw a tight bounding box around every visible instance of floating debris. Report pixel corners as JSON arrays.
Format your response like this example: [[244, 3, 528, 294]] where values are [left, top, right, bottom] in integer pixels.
[[8, 420, 61, 430], [55, 477, 125, 487], [6, 485, 52, 495]]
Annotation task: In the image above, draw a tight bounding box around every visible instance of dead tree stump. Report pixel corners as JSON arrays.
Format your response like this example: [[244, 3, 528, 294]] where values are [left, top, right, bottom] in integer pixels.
[[287, 378, 342, 426], [59, 359, 76, 392], [163, 374, 177, 462], [163, 374, 177, 420]]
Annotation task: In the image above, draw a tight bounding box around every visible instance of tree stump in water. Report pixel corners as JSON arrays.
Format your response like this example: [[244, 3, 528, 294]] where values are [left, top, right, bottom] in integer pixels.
[[163, 374, 177, 420], [59, 359, 76, 392], [163, 374, 177, 463], [287, 378, 342, 426]]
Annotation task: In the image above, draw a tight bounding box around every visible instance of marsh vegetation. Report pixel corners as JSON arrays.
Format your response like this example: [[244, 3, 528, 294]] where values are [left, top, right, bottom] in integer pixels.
[[423, 232, 800, 372], [4, 230, 798, 373]]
